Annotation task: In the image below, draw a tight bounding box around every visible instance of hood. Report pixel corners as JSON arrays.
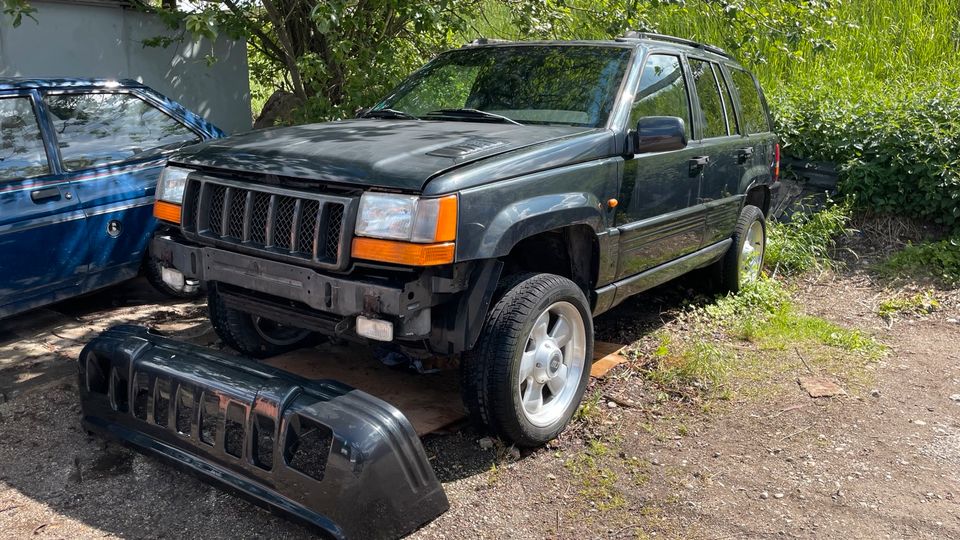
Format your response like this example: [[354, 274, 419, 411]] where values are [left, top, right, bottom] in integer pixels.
[[172, 119, 603, 192]]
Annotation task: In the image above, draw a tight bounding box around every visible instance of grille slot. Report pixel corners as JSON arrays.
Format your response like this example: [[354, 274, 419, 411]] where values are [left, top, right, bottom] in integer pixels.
[[184, 178, 351, 269], [208, 184, 227, 236], [273, 196, 297, 250], [324, 204, 344, 260]]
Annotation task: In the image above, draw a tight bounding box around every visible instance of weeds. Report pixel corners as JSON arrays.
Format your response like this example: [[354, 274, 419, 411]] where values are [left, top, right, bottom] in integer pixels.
[[877, 291, 941, 319], [765, 199, 853, 276], [876, 238, 960, 284], [639, 278, 885, 399], [564, 440, 625, 511]]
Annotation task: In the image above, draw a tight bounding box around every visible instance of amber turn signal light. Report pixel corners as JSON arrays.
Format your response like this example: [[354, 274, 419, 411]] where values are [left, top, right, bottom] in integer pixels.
[[352, 237, 455, 266], [153, 201, 182, 224]]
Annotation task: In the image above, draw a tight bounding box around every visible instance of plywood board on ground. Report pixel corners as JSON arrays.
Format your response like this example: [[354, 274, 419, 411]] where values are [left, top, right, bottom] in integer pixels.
[[265, 340, 631, 436], [263, 342, 462, 436]]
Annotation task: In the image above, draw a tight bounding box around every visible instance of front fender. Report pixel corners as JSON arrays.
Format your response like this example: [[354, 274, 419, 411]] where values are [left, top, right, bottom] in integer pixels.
[[455, 158, 619, 261]]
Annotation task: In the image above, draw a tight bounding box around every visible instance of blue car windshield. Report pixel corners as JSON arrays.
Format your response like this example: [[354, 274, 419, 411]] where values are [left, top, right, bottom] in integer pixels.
[[374, 45, 632, 127]]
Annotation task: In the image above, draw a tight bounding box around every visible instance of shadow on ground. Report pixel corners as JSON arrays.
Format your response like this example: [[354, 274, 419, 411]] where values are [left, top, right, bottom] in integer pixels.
[[0, 274, 705, 538]]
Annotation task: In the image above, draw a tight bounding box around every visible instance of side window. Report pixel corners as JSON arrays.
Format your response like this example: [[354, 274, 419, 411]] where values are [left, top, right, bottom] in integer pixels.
[[730, 68, 770, 134], [689, 59, 728, 139], [716, 66, 739, 135], [630, 54, 692, 139], [0, 97, 50, 181], [43, 92, 200, 171]]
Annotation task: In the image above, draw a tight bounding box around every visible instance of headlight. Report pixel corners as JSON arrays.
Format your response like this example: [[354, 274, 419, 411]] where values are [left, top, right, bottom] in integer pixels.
[[352, 192, 458, 266], [355, 193, 457, 243], [156, 166, 192, 205]]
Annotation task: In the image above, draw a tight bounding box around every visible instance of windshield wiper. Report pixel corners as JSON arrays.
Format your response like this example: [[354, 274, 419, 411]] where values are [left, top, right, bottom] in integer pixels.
[[362, 108, 419, 120], [424, 108, 523, 126]]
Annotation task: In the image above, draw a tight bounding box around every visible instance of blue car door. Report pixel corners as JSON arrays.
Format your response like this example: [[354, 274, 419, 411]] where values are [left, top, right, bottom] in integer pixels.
[[0, 89, 88, 316], [40, 88, 208, 294]]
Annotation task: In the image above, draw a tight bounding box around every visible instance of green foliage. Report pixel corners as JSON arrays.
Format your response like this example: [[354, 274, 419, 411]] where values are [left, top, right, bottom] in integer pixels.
[[877, 238, 960, 284], [765, 199, 853, 275], [877, 291, 940, 319], [2, 0, 35, 27]]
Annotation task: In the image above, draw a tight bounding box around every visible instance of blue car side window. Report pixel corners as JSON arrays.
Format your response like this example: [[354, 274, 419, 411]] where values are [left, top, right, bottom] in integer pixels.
[[43, 92, 200, 171], [0, 97, 50, 181]]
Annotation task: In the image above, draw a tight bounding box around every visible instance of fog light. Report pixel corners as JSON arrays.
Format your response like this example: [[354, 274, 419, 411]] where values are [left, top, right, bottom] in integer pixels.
[[356, 316, 394, 342], [161, 267, 186, 290]]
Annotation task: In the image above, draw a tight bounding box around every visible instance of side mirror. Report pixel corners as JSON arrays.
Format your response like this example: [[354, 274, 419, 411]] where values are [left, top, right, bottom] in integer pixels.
[[355, 107, 371, 119], [631, 116, 688, 154]]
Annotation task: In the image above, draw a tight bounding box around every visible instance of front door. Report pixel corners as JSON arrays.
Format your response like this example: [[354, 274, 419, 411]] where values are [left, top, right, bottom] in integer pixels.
[[615, 53, 706, 280], [40, 90, 203, 292], [0, 90, 87, 317]]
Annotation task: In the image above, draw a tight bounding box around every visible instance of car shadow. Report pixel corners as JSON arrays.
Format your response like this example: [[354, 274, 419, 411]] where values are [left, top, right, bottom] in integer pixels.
[[0, 274, 703, 537]]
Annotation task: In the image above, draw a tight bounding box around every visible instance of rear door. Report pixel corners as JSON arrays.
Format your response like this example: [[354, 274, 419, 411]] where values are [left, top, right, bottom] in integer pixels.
[[40, 89, 204, 291], [0, 90, 87, 316], [725, 66, 778, 211], [614, 53, 706, 279], [687, 58, 745, 246]]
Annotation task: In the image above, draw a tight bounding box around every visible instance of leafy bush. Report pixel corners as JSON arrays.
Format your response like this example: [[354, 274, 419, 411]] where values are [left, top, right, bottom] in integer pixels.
[[765, 199, 853, 275], [774, 80, 960, 227], [877, 238, 960, 284]]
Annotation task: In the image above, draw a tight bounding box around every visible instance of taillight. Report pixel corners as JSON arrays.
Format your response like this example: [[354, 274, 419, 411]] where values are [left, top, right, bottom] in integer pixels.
[[773, 143, 781, 182]]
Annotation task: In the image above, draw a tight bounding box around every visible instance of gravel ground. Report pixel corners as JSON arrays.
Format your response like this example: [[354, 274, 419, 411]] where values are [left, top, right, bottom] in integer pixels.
[[1, 259, 959, 538]]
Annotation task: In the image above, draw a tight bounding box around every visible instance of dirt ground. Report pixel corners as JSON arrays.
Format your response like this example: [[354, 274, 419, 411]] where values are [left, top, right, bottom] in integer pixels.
[[1, 256, 959, 538]]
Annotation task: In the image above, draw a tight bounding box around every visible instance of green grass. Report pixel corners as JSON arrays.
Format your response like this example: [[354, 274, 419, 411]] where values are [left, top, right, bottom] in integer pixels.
[[640, 278, 886, 399], [765, 200, 853, 276], [877, 291, 941, 319], [877, 239, 960, 284]]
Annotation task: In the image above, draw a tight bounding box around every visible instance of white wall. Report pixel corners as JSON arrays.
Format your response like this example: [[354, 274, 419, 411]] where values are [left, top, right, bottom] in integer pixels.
[[0, 1, 252, 134]]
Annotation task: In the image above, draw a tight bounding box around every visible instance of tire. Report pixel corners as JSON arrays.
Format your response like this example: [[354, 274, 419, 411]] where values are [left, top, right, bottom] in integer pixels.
[[715, 204, 767, 293], [207, 285, 317, 358], [461, 273, 594, 447], [144, 258, 203, 300]]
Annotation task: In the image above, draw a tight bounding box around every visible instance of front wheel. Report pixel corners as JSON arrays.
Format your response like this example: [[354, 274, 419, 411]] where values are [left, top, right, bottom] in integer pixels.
[[714, 204, 767, 293], [461, 273, 593, 447], [207, 285, 317, 358]]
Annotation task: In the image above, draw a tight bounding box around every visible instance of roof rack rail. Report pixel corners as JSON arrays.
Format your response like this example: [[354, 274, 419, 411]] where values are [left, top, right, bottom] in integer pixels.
[[618, 31, 730, 58], [463, 38, 513, 47]]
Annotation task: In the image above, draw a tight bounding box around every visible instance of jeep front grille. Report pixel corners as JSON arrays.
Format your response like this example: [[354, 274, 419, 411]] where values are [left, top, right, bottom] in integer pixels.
[[181, 176, 353, 270]]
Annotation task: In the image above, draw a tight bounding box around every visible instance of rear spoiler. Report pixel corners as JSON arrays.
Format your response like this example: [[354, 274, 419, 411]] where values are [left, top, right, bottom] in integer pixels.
[[77, 325, 448, 539]]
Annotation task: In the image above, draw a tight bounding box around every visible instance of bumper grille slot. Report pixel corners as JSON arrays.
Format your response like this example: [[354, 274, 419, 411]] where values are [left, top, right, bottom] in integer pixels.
[[285, 415, 333, 481], [224, 402, 246, 459], [182, 176, 352, 270], [78, 325, 450, 540], [199, 392, 219, 446]]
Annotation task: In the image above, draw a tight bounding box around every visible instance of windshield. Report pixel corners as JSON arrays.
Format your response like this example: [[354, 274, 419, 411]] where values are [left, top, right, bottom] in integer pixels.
[[373, 45, 632, 127]]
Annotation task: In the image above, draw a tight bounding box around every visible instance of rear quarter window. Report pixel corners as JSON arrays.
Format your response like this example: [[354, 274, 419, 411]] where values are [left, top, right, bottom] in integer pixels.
[[730, 69, 771, 134]]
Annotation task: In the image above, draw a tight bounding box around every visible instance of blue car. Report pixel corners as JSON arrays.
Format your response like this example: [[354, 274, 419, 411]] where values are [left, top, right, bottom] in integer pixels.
[[0, 78, 224, 319]]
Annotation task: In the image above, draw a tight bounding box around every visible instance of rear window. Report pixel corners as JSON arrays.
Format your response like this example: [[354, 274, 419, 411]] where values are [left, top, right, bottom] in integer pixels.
[[43, 92, 200, 171], [0, 97, 49, 181], [730, 69, 770, 134]]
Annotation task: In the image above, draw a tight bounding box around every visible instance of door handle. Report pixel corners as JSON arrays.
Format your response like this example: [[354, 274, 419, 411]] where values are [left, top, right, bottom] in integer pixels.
[[737, 147, 755, 164], [689, 156, 710, 175], [30, 187, 62, 203]]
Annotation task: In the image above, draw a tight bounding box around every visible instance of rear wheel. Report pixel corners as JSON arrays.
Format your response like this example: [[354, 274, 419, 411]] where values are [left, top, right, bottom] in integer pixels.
[[714, 204, 766, 293], [207, 285, 316, 358], [461, 273, 593, 447]]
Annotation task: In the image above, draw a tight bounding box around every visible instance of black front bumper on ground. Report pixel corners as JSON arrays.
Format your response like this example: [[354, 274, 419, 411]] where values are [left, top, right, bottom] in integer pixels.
[[77, 325, 449, 539]]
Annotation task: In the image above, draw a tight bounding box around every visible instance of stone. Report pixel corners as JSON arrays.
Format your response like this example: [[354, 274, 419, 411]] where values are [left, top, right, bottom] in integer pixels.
[[798, 376, 847, 398]]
